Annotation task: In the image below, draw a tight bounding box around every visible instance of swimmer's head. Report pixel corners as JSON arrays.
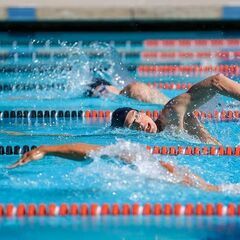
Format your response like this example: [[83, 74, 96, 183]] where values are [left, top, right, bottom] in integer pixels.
[[111, 107, 136, 128], [111, 107, 158, 133], [84, 78, 112, 97]]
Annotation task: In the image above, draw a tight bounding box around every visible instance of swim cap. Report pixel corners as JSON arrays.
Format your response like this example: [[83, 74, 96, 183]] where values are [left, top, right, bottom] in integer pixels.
[[111, 107, 137, 128], [84, 78, 112, 97]]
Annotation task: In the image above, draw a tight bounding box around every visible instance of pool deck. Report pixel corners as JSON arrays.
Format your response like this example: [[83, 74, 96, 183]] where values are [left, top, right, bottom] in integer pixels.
[[0, 0, 240, 20]]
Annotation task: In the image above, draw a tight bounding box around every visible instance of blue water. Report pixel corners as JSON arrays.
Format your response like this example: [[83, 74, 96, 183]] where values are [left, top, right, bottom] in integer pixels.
[[1, 216, 240, 240], [0, 31, 240, 239]]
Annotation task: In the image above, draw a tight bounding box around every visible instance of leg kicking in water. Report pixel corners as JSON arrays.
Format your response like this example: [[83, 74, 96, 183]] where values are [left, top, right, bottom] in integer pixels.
[[7, 142, 239, 193]]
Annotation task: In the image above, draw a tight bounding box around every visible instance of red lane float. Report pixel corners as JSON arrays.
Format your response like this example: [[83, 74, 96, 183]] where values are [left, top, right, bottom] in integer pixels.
[[146, 145, 240, 156], [143, 110, 240, 122], [141, 51, 240, 60], [0, 144, 239, 156], [144, 39, 240, 48], [84, 110, 240, 121], [0, 110, 239, 122], [147, 82, 192, 90], [137, 65, 240, 76], [1, 203, 239, 217]]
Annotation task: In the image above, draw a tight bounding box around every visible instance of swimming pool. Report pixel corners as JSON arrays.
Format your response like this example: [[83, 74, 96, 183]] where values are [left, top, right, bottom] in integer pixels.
[[0, 30, 239, 239]]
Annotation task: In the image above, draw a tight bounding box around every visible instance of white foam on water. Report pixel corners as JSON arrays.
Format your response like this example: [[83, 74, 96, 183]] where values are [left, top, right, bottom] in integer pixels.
[[88, 139, 186, 184], [88, 42, 135, 87], [160, 125, 203, 145], [220, 184, 240, 195]]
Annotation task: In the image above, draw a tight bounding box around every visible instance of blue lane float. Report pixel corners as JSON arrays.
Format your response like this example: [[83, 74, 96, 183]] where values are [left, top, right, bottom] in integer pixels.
[[0, 83, 65, 92]]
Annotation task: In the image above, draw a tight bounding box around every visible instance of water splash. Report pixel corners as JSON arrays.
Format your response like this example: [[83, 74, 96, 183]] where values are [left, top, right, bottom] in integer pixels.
[[56, 42, 92, 92], [220, 184, 240, 195], [6, 41, 92, 100], [160, 125, 203, 145], [88, 139, 181, 183], [88, 42, 135, 87], [5, 41, 135, 100]]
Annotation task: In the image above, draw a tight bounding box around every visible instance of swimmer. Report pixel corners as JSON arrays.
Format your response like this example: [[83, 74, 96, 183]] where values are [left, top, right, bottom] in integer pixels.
[[84, 78, 169, 105], [7, 142, 239, 193], [111, 74, 240, 145]]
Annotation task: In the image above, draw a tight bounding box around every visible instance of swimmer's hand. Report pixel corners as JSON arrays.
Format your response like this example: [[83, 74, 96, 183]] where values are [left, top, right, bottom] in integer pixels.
[[7, 147, 46, 169], [7, 143, 101, 169]]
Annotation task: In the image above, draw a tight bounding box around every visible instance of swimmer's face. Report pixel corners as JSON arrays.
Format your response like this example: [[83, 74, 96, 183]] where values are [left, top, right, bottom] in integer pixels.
[[124, 110, 158, 133], [92, 85, 120, 97], [92, 85, 109, 97]]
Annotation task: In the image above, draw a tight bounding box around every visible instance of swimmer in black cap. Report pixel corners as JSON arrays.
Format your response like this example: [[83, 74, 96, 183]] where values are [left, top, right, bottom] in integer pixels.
[[111, 74, 240, 144], [110, 107, 138, 128], [84, 77, 169, 105], [84, 78, 118, 97], [7, 74, 240, 192]]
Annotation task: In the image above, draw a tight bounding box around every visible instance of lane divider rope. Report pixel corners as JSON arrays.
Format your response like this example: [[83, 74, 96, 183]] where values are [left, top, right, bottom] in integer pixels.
[[0, 64, 70, 73], [0, 83, 65, 92], [147, 82, 192, 89], [0, 110, 111, 119], [0, 203, 239, 217], [0, 40, 141, 48], [0, 110, 238, 122], [1, 38, 240, 48], [144, 39, 240, 48], [146, 145, 240, 156], [137, 65, 240, 76], [0, 145, 239, 156], [0, 82, 192, 92], [141, 51, 240, 60], [1, 50, 239, 63]]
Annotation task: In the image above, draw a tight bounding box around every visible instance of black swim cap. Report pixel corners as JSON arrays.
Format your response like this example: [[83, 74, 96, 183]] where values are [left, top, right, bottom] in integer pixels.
[[84, 78, 112, 97], [111, 107, 137, 128]]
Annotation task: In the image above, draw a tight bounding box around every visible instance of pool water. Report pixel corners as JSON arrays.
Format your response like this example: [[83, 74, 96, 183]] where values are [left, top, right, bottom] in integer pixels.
[[0, 30, 239, 239]]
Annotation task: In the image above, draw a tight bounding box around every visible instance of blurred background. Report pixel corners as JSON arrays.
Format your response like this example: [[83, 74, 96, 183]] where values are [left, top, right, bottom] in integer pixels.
[[1, 0, 240, 21]]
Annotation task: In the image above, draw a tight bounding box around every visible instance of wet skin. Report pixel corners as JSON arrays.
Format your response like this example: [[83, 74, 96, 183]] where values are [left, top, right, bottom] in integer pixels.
[[124, 110, 158, 133], [122, 74, 240, 145], [93, 82, 169, 105]]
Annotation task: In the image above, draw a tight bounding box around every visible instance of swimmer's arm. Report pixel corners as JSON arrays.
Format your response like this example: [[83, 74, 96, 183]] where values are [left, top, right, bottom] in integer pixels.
[[190, 124, 221, 145], [8, 143, 101, 169], [159, 161, 219, 192], [166, 74, 240, 114], [184, 116, 221, 145], [120, 82, 169, 105]]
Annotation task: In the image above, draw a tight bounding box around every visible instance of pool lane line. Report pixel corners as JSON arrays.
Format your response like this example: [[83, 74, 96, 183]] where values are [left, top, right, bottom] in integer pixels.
[[0, 110, 239, 122], [0, 145, 37, 155], [1, 50, 240, 62], [144, 39, 240, 48], [0, 39, 142, 49], [138, 65, 240, 76], [141, 51, 240, 61], [0, 64, 137, 73], [0, 64, 239, 75], [1, 38, 240, 49], [0, 110, 111, 119], [0, 83, 65, 92], [0, 64, 71, 73], [0, 203, 238, 217], [0, 145, 239, 156], [0, 82, 192, 92], [147, 145, 240, 156]]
